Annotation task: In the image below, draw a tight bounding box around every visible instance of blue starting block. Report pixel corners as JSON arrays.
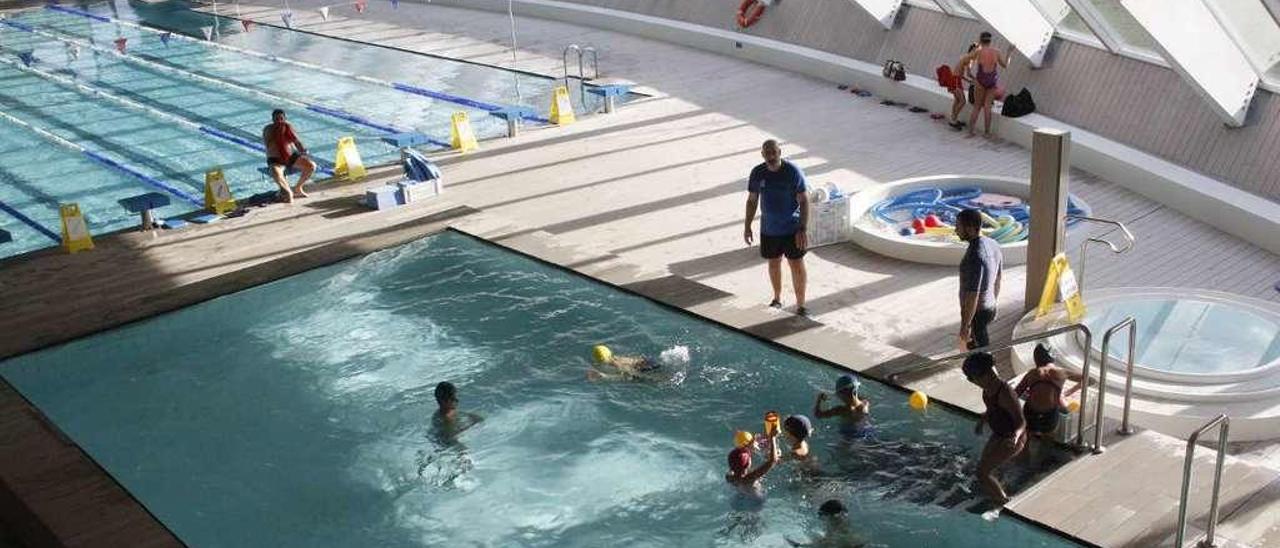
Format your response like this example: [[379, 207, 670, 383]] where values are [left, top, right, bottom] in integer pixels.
[[380, 132, 432, 148], [585, 84, 633, 113], [364, 185, 400, 211], [0, 229, 11, 244], [489, 105, 538, 137], [118, 192, 171, 230]]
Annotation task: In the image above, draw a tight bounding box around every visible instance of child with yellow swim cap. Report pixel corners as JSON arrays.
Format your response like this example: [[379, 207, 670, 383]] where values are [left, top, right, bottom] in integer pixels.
[[586, 344, 663, 382]]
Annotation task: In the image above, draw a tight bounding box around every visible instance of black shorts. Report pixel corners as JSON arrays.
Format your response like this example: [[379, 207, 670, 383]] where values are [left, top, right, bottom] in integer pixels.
[[1024, 404, 1061, 434], [760, 233, 806, 260], [267, 151, 304, 169]]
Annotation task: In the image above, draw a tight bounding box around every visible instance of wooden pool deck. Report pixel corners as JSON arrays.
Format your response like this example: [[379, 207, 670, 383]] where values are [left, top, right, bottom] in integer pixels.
[[1, 0, 1279, 546]]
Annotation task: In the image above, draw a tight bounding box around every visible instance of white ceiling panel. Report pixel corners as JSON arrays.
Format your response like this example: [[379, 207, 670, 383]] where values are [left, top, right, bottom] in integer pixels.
[[1121, 0, 1258, 126], [960, 0, 1056, 66], [848, 0, 904, 29]]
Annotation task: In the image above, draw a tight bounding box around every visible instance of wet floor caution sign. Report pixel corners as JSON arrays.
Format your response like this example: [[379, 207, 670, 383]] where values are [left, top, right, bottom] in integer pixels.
[[450, 111, 479, 153], [334, 136, 366, 181], [550, 86, 575, 126], [1036, 253, 1085, 322], [205, 168, 237, 215], [59, 203, 93, 253]]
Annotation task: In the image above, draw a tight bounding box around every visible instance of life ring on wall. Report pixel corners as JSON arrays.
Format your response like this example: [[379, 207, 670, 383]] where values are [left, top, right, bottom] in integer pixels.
[[737, 0, 766, 28]]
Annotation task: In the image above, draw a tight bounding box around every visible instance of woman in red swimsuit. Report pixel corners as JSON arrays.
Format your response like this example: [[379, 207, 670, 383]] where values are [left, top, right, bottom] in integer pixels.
[[959, 32, 1014, 138]]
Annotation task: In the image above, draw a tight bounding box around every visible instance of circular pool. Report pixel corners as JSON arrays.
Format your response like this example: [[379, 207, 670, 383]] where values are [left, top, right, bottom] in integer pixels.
[[848, 175, 1090, 265], [1011, 288, 1280, 441], [1079, 289, 1280, 383]]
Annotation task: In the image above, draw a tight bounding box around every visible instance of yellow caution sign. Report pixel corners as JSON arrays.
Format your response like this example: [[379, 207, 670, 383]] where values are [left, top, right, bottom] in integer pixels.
[[1036, 253, 1086, 322], [59, 203, 93, 253], [549, 86, 575, 126], [204, 168, 237, 215], [450, 111, 479, 153], [334, 136, 367, 181]]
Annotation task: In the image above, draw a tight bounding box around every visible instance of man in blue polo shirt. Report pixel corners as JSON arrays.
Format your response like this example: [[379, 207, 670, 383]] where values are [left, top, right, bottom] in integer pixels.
[[743, 140, 810, 316]]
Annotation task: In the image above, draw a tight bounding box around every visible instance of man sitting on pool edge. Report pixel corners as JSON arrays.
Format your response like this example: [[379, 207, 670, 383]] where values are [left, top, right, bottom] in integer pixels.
[[262, 108, 317, 203]]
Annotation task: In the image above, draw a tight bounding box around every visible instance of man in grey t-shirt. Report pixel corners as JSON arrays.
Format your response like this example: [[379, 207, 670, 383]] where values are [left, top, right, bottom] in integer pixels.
[[956, 208, 1002, 350]]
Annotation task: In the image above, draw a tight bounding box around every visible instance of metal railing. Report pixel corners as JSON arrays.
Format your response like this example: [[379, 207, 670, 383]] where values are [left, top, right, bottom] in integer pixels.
[[1067, 215, 1135, 297], [1100, 316, 1139, 438], [1176, 414, 1230, 548], [562, 45, 600, 109], [886, 322, 1102, 452]]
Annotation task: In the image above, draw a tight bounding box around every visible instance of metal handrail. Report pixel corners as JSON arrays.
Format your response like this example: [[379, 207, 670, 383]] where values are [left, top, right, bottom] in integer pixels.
[[582, 46, 599, 80], [563, 44, 582, 91], [1067, 215, 1135, 297], [1094, 316, 1137, 452], [885, 322, 1100, 452], [1176, 414, 1230, 548]]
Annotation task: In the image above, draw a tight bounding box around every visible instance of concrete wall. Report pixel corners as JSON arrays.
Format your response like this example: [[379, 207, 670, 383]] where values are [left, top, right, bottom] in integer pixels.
[[553, 0, 1280, 202]]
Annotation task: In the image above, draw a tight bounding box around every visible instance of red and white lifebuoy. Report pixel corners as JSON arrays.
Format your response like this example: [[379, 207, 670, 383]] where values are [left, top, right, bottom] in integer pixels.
[[736, 0, 766, 28]]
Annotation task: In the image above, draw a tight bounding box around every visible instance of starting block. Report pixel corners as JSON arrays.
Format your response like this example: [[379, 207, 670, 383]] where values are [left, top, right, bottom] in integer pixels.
[[380, 132, 431, 149], [363, 185, 400, 211], [489, 105, 537, 137], [584, 84, 632, 113], [118, 192, 171, 230], [396, 179, 442, 204]]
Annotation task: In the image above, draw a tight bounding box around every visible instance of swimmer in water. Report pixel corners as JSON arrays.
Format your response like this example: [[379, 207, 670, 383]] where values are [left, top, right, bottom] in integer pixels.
[[726, 429, 781, 495], [814, 375, 872, 437], [786, 499, 867, 547], [783, 414, 814, 460], [586, 344, 665, 382], [431, 381, 483, 444]]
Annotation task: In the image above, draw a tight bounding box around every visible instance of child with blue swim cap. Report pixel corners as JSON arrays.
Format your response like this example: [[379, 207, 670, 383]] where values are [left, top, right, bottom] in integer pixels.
[[814, 375, 873, 438]]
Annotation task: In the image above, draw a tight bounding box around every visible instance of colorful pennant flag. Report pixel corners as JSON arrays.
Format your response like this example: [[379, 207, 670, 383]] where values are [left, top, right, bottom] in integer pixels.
[[114, 37, 127, 54], [66, 43, 81, 61], [201, 26, 214, 40], [160, 32, 173, 46], [282, 10, 295, 28], [391, 0, 398, 8], [242, 20, 254, 32], [318, 7, 329, 21], [355, 0, 367, 13], [18, 51, 35, 67]]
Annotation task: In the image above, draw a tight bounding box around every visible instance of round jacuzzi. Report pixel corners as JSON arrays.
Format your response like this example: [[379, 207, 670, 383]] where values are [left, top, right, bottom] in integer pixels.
[[1011, 288, 1280, 441], [848, 175, 1091, 266], [1078, 289, 1280, 383]]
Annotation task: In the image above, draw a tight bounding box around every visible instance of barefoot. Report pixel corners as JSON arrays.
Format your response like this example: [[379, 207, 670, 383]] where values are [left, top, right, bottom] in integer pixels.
[[278, 189, 294, 204], [293, 185, 309, 198]]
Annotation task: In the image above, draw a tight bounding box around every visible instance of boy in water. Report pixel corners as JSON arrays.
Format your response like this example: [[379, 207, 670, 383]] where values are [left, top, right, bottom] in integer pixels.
[[782, 414, 814, 460], [786, 500, 867, 547], [432, 381, 483, 444], [586, 345, 665, 382], [963, 353, 1025, 508], [814, 375, 872, 438]]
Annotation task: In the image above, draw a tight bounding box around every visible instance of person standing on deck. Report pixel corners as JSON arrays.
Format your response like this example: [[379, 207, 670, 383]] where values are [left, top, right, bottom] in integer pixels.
[[743, 139, 811, 316], [262, 109, 317, 203], [955, 208, 1002, 351], [958, 32, 1014, 138]]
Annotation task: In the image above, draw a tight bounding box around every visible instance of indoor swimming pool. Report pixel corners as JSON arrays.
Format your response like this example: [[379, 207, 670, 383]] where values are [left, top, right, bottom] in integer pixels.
[[0, 230, 1078, 547], [0, 1, 632, 259]]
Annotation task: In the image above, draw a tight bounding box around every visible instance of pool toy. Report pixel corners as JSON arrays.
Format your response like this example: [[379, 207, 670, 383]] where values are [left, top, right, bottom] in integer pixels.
[[1066, 400, 1080, 413], [592, 345, 612, 364], [899, 227, 913, 237], [764, 411, 780, 437], [734, 430, 754, 448], [871, 186, 1086, 245], [908, 391, 929, 410]]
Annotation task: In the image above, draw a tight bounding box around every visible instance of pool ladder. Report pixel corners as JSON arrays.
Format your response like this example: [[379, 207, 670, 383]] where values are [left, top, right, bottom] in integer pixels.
[[563, 44, 599, 109], [1176, 414, 1230, 548], [885, 315, 1141, 454]]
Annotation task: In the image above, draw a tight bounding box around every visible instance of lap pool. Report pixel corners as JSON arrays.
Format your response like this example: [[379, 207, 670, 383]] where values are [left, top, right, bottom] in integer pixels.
[[0, 231, 1079, 547]]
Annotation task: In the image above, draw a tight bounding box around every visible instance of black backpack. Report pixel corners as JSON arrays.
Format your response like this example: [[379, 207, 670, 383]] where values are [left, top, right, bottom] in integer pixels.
[[882, 60, 906, 81], [1001, 87, 1036, 118]]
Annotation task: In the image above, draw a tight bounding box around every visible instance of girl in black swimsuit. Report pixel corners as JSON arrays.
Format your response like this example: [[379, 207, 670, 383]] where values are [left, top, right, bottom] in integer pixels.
[[963, 353, 1026, 507]]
